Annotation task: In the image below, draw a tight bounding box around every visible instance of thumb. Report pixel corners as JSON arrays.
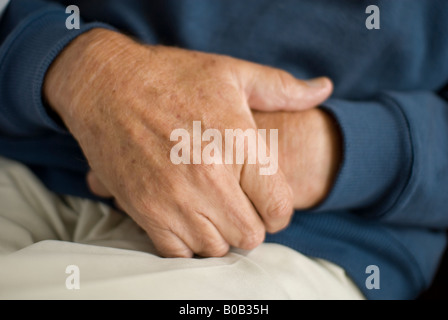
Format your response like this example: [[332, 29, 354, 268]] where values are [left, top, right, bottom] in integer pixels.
[[240, 62, 333, 112]]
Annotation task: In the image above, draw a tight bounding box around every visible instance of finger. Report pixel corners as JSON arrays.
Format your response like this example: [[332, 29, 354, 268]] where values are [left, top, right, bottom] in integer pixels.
[[239, 61, 333, 112], [241, 163, 294, 233], [86, 171, 114, 198], [188, 166, 266, 251], [179, 210, 230, 257], [114, 191, 196, 258], [239, 131, 294, 233], [140, 194, 231, 257], [148, 226, 195, 258]]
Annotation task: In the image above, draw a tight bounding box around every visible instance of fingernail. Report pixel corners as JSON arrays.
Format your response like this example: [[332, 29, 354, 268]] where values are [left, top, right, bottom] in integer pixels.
[[305, 77, 328, 88]]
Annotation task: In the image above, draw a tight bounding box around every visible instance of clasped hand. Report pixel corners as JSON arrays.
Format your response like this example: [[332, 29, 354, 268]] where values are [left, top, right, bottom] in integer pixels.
[[44, 29, 336, 258]]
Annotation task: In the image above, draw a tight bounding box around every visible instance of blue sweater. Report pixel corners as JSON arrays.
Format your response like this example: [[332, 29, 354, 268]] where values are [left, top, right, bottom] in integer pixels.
[[1, 0, 447, 300]]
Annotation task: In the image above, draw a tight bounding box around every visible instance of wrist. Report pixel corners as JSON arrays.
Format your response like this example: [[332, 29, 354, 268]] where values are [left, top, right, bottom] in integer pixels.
[[253, 108, 342, 209], [281, 108, 342, 209], [43, 28, 142, 131], [307, 108, 342, 208]]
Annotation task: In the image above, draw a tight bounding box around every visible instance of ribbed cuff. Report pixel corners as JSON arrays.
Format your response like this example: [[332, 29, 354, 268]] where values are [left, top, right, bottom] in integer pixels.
[[315, 96, 413, 218]]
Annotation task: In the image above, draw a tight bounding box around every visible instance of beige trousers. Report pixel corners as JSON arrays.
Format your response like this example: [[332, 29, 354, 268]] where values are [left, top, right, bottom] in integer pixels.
[[0, 156, 364, 300]]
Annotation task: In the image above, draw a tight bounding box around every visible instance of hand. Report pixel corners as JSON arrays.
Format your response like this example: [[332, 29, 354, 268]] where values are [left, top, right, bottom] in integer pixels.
[[253, 109, 342, 209], [89, 108, 342, 216], [44, 29, 333, 258]]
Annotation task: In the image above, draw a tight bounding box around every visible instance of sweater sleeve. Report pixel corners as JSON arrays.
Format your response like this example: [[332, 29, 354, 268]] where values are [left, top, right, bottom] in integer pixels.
[[0, 0, 114, 136], [315, 89, 448, 228]]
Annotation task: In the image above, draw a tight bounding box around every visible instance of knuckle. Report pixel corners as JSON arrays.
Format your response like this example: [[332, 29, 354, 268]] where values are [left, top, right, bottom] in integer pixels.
[[201, 241, 230, 257], [164, 248, 194, 259], [239, 227, 265, 250], [267, 197, 293, 220], [191, 210, 230, 257], [151, 230, 194, 259], [264, 197, 293, 233]]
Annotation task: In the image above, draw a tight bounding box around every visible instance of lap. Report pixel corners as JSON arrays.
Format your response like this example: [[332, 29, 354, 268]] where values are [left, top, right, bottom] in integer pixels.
[[0, 156, 364, 300]]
